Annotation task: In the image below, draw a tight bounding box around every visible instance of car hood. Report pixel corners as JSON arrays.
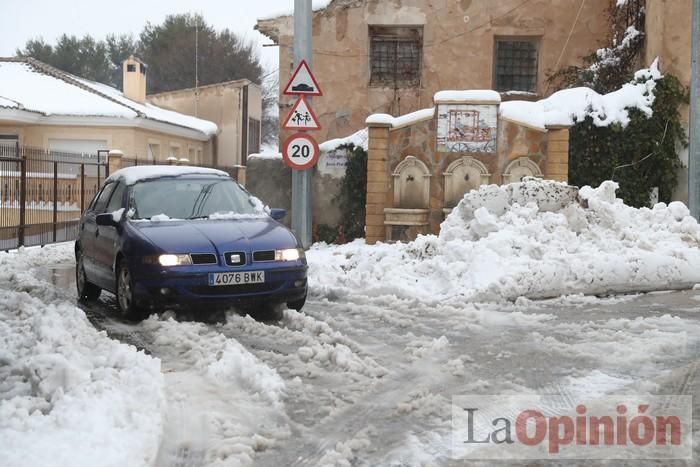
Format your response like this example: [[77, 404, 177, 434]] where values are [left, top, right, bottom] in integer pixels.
[[130, 217, 297, 254]]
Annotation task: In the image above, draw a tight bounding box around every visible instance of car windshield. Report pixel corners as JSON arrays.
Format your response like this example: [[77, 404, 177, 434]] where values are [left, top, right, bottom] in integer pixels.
[[128, 177, 260, 220]]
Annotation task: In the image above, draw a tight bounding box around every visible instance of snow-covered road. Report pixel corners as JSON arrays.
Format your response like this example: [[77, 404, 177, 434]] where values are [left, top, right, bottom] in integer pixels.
[[3, 245, 698, 466]]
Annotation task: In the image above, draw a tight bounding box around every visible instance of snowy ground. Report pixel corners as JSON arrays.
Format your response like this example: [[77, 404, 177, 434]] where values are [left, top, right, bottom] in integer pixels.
[[1, 180, 699, 466]]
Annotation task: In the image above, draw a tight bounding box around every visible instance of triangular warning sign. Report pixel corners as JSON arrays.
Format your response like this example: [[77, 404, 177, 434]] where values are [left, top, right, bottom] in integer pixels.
[[283, 59, 323, 96], [283, 96, 321, 131]]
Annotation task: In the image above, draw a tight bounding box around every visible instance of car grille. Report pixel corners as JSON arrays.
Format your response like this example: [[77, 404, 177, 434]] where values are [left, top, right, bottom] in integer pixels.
[[225, 251, 246, 266], [190, 253, 217, 265], [253, 250, 275, 262], [189, 281, 283, 295]]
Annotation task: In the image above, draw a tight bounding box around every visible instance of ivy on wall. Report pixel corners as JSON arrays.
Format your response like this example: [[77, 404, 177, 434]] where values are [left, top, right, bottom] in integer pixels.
[[548, 0, 688, 207], [569, 75, 687, 207], [313, 145, 368, 244]]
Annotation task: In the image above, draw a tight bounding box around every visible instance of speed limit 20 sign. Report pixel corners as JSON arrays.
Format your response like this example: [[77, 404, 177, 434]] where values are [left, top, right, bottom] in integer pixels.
[[282, 133, 320, 170]]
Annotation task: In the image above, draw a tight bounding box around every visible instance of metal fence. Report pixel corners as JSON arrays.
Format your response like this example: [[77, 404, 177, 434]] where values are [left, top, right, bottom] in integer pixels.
[[1, 145, 246, 250], [0, 145, 107, 250]]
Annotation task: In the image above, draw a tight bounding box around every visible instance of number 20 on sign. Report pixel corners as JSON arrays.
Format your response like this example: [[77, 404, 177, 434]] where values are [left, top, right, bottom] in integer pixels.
[[282, 133, 320, 170]]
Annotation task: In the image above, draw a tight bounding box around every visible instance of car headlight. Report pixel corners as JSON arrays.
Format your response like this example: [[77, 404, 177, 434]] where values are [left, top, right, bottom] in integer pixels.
[[143, 254, 192, 266], [159, 254, 192, 266], [275, 248, 304, 261]]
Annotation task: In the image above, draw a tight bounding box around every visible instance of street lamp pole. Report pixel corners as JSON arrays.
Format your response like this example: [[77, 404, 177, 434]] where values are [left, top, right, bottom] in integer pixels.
[[689, 0, 700, 219], [292, 0, 313, 247]]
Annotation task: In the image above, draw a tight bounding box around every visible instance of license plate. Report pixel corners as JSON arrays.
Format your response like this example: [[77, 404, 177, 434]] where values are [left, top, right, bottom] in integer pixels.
[[208, 271, 265, 286]]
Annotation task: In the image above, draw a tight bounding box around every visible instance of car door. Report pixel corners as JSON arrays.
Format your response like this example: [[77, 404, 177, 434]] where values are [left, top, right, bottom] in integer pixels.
[[80, 182, 115, 281], [93, 181, 126, 289]]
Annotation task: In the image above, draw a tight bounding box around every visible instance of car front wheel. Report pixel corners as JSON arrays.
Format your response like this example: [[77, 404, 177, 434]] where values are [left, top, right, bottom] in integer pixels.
[[76, 251, 101, 302], [116, 260, 147, 322], [287, 292, 307, 312]]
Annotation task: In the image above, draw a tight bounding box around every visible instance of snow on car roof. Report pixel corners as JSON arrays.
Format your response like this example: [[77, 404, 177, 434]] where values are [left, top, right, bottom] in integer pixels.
[[107, 165, 230, 185]]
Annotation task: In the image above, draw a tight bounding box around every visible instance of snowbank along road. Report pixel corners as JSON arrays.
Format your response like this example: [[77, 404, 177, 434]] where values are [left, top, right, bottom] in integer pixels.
[[1, 179, 699, 466]]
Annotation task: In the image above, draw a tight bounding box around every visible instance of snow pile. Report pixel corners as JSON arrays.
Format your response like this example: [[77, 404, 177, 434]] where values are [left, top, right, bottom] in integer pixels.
[[146, 318, 285, 405], [308, 178, 700, 303], [143, 317, 290, 466], [319, 127, 369, 152], [500, 60, 661, 129], [0, 291, 164, 467]]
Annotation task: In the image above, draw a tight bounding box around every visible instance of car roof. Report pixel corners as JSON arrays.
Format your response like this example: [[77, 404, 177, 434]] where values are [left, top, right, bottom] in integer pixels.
[[106, 165, 230, 186]]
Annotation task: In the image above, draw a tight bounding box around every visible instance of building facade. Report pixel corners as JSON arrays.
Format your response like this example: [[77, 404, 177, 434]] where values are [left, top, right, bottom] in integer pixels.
[[257, 0, 612, 144], [0, 56, 218, 164], [147, 80, 262, 167], [258, 0, 695, 203]]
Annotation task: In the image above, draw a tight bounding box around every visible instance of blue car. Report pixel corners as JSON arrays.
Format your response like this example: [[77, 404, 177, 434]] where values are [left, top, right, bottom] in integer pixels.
[[75, 166, 307, 321]]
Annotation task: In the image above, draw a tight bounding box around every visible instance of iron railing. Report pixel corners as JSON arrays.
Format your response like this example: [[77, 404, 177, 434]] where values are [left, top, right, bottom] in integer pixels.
[[0, 145, 107, 250]]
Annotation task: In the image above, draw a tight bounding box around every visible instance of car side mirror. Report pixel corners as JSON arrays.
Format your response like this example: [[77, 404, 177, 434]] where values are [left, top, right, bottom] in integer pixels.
[[96, 213, 117, 227], [270, 208, 286, 221]]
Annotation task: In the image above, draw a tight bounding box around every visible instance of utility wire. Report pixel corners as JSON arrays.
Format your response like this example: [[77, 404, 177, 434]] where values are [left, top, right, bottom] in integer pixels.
[[611, 120, 670, 180]]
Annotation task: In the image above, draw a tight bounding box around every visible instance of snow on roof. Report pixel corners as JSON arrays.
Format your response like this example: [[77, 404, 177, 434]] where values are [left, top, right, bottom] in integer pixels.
[[77, 78, 218, 136], [433, 90, 501, 103], [366, 108, 435, 128], [258, 0, 333, 20], [0, 96, 20, 108], [500, 60, 662, 130], [319, 128, 368, 152], [107, 165, 229, 185], [0, 61, 136, 118], [0, 58, 217, 137]]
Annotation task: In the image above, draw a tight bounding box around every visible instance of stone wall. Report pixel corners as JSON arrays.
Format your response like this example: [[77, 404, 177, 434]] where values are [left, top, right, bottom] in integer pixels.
[[245, 152, 350, 230], [364, 99, 569, 244]]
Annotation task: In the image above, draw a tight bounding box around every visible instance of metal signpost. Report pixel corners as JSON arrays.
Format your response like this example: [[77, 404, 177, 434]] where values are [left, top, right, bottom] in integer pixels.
[[690, 0, 700, 220], [284, 0, 321, 248]]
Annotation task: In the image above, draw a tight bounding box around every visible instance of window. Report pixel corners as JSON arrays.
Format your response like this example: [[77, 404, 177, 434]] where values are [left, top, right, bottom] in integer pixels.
[[0, 134, 18, 151], [106, 183, 126, 213], [170, 144, 181, 159], [91, 183, 116, 213], [147, 143, 160, 162], [129, 178, 258, 220], [188, 147, 196, 162], [369, 26, 422, 88], [494, 39, 539, 93], [127, 64, 136, 72], [248, 118, 261, 155]]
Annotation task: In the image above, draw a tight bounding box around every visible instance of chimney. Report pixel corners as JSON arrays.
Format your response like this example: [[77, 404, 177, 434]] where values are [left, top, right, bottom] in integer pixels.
[[122, 55, 147, 103]]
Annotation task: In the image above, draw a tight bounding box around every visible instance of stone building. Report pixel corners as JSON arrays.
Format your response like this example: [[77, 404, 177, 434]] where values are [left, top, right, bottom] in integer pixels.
[[147, 80, 262, 167], [256, 0, 612, 144], [257, 0, 695, 209]]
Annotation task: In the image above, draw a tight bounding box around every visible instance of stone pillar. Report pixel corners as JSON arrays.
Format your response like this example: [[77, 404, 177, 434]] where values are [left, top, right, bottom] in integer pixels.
[[235, 165, 247, 187], [107, 149, 123, 176], [545, 126, 570, 183], [365, 124, 391, 244]]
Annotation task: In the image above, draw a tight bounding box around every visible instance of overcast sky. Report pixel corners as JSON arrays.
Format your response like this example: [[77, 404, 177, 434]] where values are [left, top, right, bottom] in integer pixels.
[[0, 0, 292, 72]]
